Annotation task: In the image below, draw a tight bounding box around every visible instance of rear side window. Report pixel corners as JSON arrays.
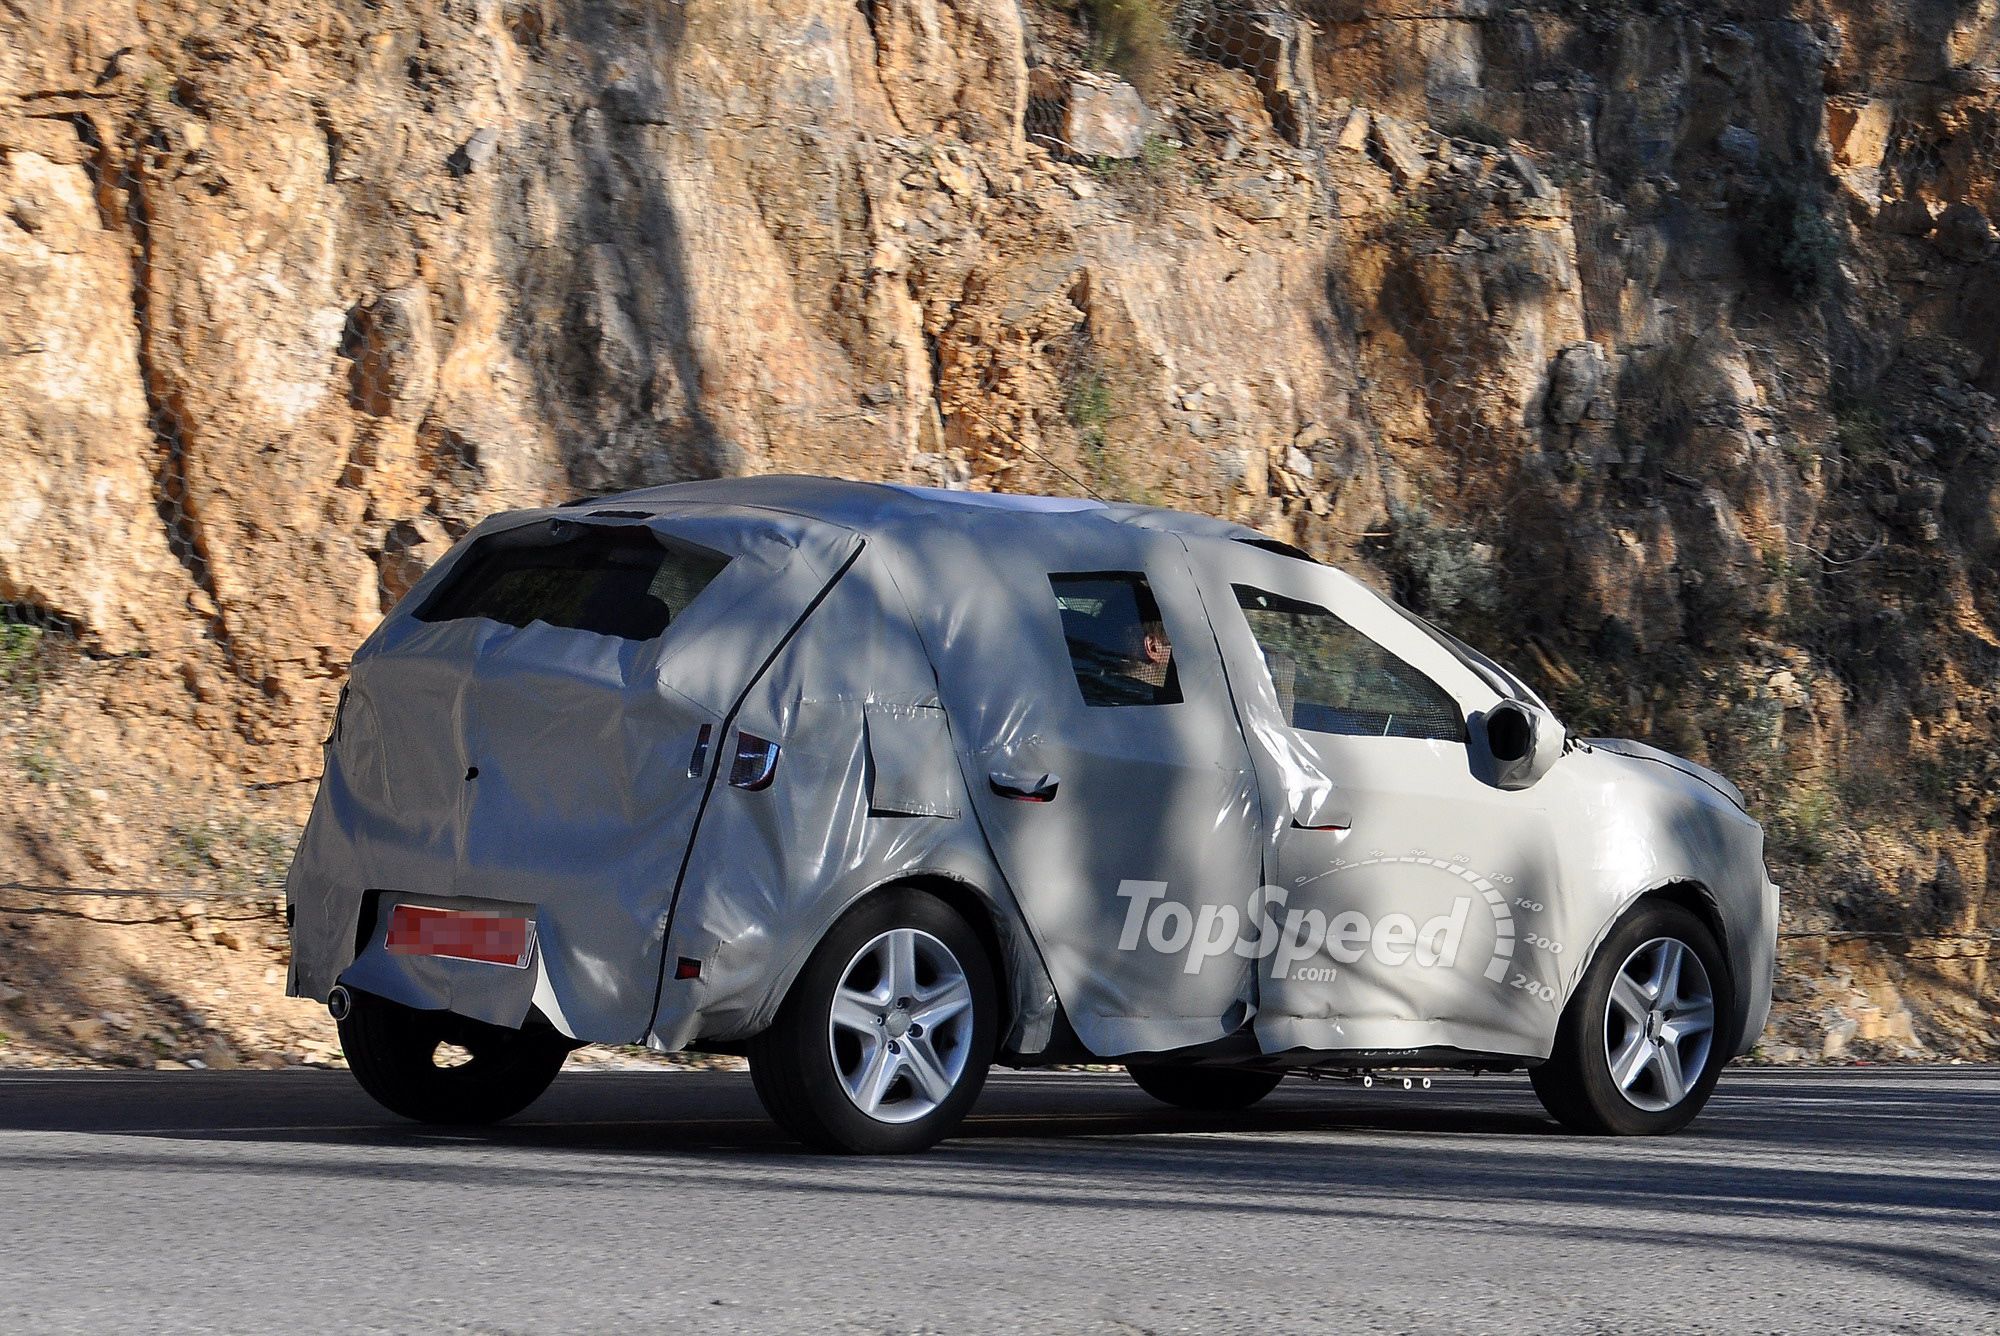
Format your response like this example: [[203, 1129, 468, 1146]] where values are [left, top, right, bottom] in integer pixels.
[[418, 524, 729, 640], [1050, 573, 1184, 707], [1233, 586, 1463, 742]]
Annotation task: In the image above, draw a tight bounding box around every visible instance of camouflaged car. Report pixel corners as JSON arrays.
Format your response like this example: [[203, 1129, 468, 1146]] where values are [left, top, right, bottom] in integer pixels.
[[289, 477, 1777, 1152]]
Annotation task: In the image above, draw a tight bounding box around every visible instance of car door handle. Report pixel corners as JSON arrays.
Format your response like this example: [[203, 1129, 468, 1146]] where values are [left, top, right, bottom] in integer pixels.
[[989, 771, 1060, 803], [1292, 814, 1351, 832]]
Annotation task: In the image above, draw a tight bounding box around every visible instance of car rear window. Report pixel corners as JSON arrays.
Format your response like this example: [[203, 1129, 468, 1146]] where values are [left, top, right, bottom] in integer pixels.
[[417, 523, 729, 640], [1233, 585, 1464, 742], [1049, 573, 1184, 707]]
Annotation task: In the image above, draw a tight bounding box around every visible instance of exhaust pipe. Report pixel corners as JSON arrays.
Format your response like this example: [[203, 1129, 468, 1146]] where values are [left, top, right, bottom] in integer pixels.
[[327, 985, 354, 1022]]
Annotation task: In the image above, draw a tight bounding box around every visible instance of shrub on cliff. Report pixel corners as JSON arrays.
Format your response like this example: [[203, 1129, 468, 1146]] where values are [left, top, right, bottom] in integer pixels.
[[1738, 181, 1842, 301], [1382, 501, 1501, 623], [1081, 0, 1177, 94]]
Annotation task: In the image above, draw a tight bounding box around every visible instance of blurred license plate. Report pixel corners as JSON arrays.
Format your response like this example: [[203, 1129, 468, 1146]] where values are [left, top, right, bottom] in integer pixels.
[[385, 905, 535, 969]]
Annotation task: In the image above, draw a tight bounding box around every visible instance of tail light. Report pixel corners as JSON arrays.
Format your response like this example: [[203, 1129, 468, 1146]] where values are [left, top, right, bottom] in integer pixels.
[[728, 731, 780, 790]]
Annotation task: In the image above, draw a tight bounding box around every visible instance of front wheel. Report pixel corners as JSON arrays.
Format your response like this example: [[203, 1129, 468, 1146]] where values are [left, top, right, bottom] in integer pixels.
[[749, 888, 998, 1153], [1531, 900, 1732, 1135], [336, 989, 570, 1125], [1127, 1065, 1283, 1111]]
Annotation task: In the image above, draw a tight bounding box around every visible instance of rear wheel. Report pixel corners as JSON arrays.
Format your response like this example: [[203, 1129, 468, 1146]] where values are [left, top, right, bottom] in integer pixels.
[[337, 989, 570, 1125], [1531, 900, 1731, 1135], [749, 888, 997, 1153], [1127, 1065, 1283, 1111]]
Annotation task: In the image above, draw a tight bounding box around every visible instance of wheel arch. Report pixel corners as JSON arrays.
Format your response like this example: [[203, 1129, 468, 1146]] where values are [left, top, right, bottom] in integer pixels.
[[1575, 879, 1743, 1053], [895, 872, 1014, 1035], [1644, 880, 1730, 964], [741, 868, 1061, 1060]]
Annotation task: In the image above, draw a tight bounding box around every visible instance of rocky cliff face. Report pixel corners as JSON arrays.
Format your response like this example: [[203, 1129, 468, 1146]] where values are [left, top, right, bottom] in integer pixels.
[[2, 1, 1996, 1063]]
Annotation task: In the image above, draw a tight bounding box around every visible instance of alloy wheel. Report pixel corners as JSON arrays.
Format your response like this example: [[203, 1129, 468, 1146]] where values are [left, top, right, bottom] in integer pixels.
[[827, 928, 977, 1124], [1602, 935, 1717, 1112]]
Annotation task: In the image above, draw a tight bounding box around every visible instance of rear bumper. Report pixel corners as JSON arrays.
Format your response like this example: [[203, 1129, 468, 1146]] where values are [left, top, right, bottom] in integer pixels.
[[333, 894, 554, 1034], [290, 882, 644, 1043]]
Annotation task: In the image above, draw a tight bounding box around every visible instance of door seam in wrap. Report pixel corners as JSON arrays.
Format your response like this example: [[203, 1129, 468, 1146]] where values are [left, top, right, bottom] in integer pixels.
[[642, 542, 867, 1041], [1176, 535, 1276, 1031], [883, 556, 1066, 1045]]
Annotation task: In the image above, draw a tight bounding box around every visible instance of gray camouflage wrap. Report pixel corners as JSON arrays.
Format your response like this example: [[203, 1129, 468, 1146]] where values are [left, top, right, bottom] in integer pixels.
[[288, 477, 1778, 1066]]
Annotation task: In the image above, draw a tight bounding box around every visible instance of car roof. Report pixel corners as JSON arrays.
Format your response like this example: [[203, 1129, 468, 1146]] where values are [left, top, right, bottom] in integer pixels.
[[569, 474, 1287, 549]]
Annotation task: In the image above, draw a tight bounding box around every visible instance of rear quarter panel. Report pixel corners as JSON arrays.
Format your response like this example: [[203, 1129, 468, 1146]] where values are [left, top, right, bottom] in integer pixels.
[[651, 550, 1059, 1056]]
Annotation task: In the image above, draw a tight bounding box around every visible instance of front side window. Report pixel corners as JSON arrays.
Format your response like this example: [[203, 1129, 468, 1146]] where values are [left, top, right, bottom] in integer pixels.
[[1233, 586, 1463, 742], [1049, 573, 1183, 707], [419, 524, 729, 640]]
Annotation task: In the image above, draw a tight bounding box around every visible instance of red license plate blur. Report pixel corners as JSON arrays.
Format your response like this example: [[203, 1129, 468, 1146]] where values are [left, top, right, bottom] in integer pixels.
[[385, 905, 535, 969]]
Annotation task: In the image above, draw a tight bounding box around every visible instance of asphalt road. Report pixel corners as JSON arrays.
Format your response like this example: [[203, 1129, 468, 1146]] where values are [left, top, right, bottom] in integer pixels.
[[1, 1066, 1995, 1334]]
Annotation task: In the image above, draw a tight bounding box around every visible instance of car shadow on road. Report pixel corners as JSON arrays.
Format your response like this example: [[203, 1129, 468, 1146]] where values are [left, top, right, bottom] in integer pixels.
[[5, 1069, 2000, 1309], [0, 1068, 1566, 1148]]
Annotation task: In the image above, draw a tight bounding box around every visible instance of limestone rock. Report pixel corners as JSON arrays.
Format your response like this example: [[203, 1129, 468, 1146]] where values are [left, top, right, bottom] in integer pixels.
[[377, 516, 451, 605], [1063, 78, 1149, 161], [864, 0, 1028, 157], [1372, 114, 1429, 189], [201, 1036, 242, 1071], [1932, 203, 1994, 262], [1504, 150, 1554, 200], [1188, 7, 1318, 147], [1827, 98, 1894, 170], [1717, 125, 1762, 169], [1219, 176, 1287, 223], [1877, 198, 1935, 235], [0, 150, 189, 655], [1547, 343, 1607, 426], [343, 287, 439, 423], [1703, 23, 1756, 82], [448, 127, 500, 177], [1336, 107, 1371, 152]]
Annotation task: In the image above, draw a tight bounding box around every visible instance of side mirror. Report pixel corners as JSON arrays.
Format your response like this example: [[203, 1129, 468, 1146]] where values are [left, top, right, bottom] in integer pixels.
[[1478, 699, 1564, 791]]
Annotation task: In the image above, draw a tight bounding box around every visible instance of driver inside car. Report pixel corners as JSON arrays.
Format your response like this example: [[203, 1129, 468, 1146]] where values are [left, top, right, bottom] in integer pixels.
[[1126, 611, 1174, 694]]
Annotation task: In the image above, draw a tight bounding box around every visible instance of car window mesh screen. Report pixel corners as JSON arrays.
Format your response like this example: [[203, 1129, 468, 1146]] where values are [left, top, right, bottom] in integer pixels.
[[418, 526, 729, 640], [1233, 586, 1463, 742], [1050, 573, 1183, 707]]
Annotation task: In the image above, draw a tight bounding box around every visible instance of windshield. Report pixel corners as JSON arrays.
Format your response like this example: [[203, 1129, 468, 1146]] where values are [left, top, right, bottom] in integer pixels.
[[1227, 534, 1555, 716], [1384, 602, 1553, 714]]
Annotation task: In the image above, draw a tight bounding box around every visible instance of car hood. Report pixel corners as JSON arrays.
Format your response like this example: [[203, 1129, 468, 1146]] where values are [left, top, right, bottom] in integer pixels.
[[1581, 737, 1749, 815]]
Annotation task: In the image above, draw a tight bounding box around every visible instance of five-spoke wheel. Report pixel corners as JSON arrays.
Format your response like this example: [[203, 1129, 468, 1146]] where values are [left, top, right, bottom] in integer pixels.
[[1532, 898, 1733, 1135], [827, 928, 979, 1125], [1602, 936, 1718, 1113], [750, 888, 997, 1153]]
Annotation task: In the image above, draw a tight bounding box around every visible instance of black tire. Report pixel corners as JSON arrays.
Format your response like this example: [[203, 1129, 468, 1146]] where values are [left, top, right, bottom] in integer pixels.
[[1127, 1064, 1284, 1111], [1531, 899, 1734, 1135], [337, 989, 570, 1125], [749, 888, 998, 1154]]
